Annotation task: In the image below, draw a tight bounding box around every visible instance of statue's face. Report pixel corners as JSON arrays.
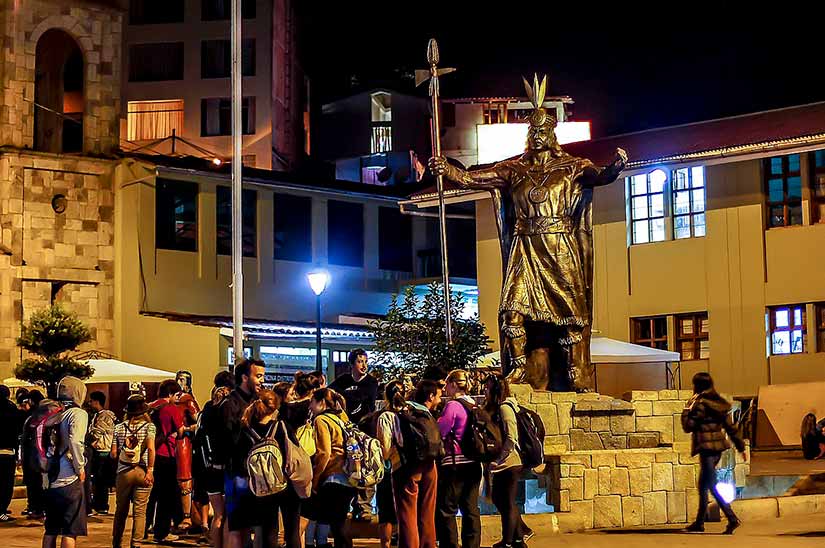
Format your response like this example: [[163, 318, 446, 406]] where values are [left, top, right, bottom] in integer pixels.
[[526, 124, 557, 151]]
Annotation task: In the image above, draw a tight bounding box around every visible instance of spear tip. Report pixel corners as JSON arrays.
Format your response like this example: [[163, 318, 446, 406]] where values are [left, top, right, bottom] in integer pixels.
[[427, 38, 440, 66]]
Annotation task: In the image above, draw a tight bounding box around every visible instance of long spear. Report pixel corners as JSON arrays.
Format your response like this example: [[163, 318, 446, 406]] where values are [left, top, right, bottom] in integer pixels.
[[416, 38, 456, 344]]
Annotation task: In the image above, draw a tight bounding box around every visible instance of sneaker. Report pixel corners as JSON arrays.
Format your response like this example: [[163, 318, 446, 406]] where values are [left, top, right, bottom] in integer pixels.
[[0, 513, 14, 523], [723, 519, 741, 535], [684, 521, 704, 532]]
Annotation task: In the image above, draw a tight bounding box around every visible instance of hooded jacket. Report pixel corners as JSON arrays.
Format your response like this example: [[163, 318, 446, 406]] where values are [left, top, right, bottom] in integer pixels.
[[52, 376, 89, 487], [681, 389, 745, 456]]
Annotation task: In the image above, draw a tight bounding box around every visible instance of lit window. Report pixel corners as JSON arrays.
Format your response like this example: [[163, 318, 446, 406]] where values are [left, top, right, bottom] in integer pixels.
[[127, 100, 184, 141], [227, 346, 252, 366], [370, 92, 392, 153], [765, 154, 802, 228], [769, 305, 806, 355], [631, 316, 668, 350], [629, 169, 667, 244], [672, 166, 706, 239], [676, 312, 709, 360], [811, 150, 825, 223], [483, 102, 508, 124], [817, 304, 825, 352]]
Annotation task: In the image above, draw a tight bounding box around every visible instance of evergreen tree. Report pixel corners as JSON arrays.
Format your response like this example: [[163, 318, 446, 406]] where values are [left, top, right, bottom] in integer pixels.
[[15, 305, 93, 398], [369, 282, 490, 381]]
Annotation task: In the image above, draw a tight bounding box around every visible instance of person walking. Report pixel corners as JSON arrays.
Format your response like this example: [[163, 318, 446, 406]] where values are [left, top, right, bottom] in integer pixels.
[[0, 384, 22, 522], [329, 349, 378, 521], [86, 390, 116, 515], [436, 370, 483, 548], [42, 376, 89, 548], [484, 374, 531, 548], [111, 394, 156, 548], [148, 379, 186, 544], [303, 388, 355, 548], [682, 372, 746, 534], [374, 381, 405, 548]]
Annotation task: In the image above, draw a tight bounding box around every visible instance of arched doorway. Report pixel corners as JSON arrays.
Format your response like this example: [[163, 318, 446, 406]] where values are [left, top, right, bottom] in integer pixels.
[[34, 29, 84, 153]]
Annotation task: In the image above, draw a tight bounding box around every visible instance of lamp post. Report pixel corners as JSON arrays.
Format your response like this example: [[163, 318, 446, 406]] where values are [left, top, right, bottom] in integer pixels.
[[307, 269, 330, 373]]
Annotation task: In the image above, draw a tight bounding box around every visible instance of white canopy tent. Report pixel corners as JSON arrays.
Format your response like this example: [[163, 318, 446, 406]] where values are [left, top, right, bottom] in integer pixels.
[[2, 358, 176, 387], [476, 337, 679, 367]]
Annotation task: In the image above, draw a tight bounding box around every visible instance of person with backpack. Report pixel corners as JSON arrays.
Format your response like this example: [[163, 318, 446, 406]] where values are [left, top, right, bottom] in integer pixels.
[[681, 372, 746, 535], [148, 378, 186, 544], [388, 380, 443, 548], [86, 390, 116, 515], [483, 374, 531, 548], [42, 376, 89, 548], [329, 349, 379, 522], [371, 380, 404, 548], [193, 371, 235, 548], [303, 388, 355, 548], [21, 389, 46, 519], [436, 370, 493, 548], [110, 394, 156, 548], [0, 384, 22, 523]]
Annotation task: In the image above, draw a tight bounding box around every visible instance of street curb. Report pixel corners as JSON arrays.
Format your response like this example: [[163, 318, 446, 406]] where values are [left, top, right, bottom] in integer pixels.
[[731, 494, 825, 520]]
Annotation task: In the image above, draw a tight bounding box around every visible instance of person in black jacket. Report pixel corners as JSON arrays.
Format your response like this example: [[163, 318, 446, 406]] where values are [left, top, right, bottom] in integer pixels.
[[681, 372, 746, 535], [0, 385, 22, 522], [329, 349, 378, 521]]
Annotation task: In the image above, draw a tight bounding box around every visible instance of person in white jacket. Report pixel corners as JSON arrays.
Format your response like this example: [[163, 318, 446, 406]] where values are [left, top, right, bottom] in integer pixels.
[[483, 374, 532, 548]]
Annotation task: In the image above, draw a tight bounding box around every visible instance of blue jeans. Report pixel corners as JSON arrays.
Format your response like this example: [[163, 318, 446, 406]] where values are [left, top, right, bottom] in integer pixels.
[[695, 452, 738, 524]]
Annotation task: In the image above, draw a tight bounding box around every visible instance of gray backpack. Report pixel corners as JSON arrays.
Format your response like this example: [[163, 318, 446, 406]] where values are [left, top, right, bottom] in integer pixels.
[[245, 423, 287, 497]]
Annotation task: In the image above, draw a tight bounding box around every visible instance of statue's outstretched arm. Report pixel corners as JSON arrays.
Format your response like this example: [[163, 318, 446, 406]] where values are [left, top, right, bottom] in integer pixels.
[[578, 147, 628, 187], [428, 157, 509, 190]]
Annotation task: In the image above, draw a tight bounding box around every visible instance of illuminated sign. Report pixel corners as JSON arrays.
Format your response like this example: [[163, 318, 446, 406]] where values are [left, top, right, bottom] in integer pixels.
[[476, 121, 592, 165]]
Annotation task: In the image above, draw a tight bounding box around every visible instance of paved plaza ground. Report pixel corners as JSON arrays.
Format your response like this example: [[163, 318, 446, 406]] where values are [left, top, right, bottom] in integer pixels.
[[2, 496, 825, 548]]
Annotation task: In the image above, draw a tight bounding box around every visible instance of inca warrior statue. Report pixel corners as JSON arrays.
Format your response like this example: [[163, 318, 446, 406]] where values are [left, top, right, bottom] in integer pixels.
[[429, 75, 627, 392]]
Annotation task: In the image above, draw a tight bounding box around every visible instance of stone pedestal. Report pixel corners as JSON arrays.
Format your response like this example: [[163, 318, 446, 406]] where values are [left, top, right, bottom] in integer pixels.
[[509, 386, 750, 529]]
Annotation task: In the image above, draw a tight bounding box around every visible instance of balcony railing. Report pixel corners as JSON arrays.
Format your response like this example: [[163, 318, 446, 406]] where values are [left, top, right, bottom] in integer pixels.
[[371, 122, 392, 154]]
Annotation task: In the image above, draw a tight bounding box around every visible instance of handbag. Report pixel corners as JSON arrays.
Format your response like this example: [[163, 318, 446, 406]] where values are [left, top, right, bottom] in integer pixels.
[[295, 419, 316, 457]]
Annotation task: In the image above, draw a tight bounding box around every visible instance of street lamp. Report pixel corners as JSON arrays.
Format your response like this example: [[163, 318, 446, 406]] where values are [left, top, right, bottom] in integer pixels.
[[307, 269, 330, 373]]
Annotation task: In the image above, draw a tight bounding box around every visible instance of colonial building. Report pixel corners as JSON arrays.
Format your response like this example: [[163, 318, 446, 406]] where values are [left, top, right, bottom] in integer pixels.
[[403, 102, 825, 397], [121, 0, 309, 170], [0, 0, 124, 377]]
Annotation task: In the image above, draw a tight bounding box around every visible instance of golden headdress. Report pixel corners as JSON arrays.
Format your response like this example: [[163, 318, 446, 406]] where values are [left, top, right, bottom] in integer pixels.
[[522, 73, 557, 129]]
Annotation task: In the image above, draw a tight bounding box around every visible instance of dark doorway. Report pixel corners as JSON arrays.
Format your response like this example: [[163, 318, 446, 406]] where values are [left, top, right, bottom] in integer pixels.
[[34, 29, 84, 153]]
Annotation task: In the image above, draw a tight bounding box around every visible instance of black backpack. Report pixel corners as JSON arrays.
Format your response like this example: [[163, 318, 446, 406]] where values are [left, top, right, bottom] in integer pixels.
[[398, 406, 443, 465], [503, 402, 545, 469], [450, 399, 502, 464]]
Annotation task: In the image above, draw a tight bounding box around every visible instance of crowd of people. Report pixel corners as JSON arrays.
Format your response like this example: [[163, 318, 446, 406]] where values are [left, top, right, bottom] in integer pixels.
[[0, 351, 748, 548]]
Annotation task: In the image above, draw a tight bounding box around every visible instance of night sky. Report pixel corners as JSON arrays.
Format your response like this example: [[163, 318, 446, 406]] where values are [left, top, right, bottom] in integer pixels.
[[299, 1, 825, 138]]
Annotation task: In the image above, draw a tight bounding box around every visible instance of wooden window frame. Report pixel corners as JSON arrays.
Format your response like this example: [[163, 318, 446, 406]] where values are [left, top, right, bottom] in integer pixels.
[[675, 312, 709, 360], [764, 154, 803, 228], [631, 316, 668, 350], [768, 304, 806, 355], [810, 151, 825, 223], [816, 303, 825, 353]]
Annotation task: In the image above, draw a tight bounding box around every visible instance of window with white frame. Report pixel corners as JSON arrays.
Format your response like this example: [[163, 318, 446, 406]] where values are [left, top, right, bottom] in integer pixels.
[[628, 166, 707, 244], [672, 166, 706, 239], [629, 169, 666, 244]]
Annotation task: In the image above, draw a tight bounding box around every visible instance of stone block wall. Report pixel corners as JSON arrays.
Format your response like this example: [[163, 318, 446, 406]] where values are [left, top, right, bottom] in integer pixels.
[[0, 150, 115, 378], [0, 0, 123, 153], [511, 386, 750, 529]]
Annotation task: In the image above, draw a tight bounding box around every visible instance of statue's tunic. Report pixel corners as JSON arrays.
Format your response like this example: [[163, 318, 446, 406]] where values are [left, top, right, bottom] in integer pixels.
[[495, 154, 595, 345]]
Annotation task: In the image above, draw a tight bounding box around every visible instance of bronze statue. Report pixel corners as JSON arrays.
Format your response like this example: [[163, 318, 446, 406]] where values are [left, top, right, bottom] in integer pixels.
[[429, 75, 627, 391]]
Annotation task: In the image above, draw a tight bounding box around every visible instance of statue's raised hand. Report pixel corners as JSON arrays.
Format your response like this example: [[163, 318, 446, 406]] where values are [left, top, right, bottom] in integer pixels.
[[428, 156, 450, 176], [615, 147, 628, 165]]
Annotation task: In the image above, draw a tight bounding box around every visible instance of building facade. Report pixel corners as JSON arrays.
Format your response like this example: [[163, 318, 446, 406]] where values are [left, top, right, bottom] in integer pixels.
[[0, 0, 124, 378], [121, 0, 308, 170], [404, 102, 825, 397]]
